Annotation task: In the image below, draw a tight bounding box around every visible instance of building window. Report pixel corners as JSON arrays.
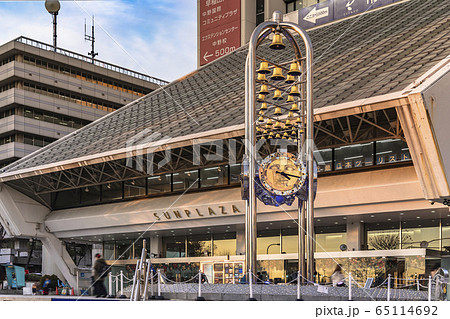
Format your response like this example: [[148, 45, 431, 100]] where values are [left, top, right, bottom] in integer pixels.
[[257, 230, 281, 255], [401, 219, 440, 250], [124, 178, 146, 198], [315, 225, 346, 252], [53, 189, 80, 209], [200, 165, 228, 188], [315, 148, 332, 172], [80, 185, 101, 205], [366, 222, 400, 250], [376, 139, 410, 165], [173, 170, 199, 192], [163, 236, 186, 258], [102, 182, 123, 201], [188, 234, 212, 257], [213, 233, 236, 256], [335, 142, 373, 170], [24, 107, 89, 129], [103, 241, 115, 260], [147, 174, 171, 194], [23, 134, 57, 147], [256, 0, 265, 25]]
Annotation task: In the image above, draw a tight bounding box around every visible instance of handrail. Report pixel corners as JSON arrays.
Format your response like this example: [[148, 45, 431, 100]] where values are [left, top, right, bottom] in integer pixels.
[[14, 36, 168, 86]]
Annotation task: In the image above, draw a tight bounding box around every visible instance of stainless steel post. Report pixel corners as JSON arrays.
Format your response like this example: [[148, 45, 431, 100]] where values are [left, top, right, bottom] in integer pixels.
[[143, 260, 150, 301], [120, 270, 124, 297], [150, 269, 154, 298], [52, 13, 57, 51], [387, 274, 391, 301]]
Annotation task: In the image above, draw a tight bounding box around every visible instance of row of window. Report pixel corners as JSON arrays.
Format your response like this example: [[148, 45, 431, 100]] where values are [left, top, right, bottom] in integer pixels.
[[0, 55, 15, 67], [24, 107, 90, 129], [23, 134, 56, 147], [0, 82, 16, 94], [0, 135, 15, 146], [22, 55, 151, 97], [99, 217, 450, 261], [22, 81, 120, 113], [315, 139, 411, 172], [52, 164, 241, 209], [285, 0, 327, 13]]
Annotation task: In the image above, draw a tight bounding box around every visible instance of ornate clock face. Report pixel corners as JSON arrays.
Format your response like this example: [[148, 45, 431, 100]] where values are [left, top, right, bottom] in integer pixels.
[[259, 152, 306, 196]]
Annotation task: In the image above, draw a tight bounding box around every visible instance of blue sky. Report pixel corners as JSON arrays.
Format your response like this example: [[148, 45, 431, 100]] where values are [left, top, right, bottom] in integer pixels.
[[0, 0, 197, 81]]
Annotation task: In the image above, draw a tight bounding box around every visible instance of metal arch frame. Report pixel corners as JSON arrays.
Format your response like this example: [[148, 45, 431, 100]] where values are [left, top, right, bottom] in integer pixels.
[[245, 11, 315, 281]]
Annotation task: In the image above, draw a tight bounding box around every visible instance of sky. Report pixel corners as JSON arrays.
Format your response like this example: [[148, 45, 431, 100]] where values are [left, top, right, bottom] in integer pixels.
[[0, 0, 197, 82]]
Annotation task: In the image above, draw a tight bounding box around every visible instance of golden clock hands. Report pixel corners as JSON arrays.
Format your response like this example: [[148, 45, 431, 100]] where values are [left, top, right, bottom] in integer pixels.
[[275, 171, 291, 180]]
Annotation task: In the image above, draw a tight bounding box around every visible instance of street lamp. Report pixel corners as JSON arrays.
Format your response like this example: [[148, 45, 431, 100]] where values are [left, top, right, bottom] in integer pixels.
[[45, 0, 61, 51], [266, 243, 280, 255]]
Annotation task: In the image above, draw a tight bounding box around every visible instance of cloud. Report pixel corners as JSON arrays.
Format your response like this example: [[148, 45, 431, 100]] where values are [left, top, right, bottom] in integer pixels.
[[0, 0, 197, 81]]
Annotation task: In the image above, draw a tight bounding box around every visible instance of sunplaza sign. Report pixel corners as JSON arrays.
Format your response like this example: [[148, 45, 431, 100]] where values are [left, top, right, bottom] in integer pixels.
[[298, 0, 405, 29]]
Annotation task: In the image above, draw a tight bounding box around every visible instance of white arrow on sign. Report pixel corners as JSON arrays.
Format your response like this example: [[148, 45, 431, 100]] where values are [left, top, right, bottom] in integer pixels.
[[303, 6, 329, 24], [203, 51, 213, 62]]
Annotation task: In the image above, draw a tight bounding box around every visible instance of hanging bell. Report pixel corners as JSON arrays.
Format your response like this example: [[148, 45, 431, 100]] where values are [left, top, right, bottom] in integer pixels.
[[260, 102, 268, 110], [257, 94, 265, 102], [257, 73, 268, 82], [257, 61, 271, 74], [266, 119, 273, 126], [263, 129, 268, 134], [275, 133, 281, 139], [259, 110, 264, 115], [260, 135, 266, 140], [287, 62, 302, 76], [273, 89, 283, 100], [256, 126, 260, 132], [269, 33, 285, 50], [259, 84, 269, 95], [288, 136, 292, 141], [274, 121, 281, 129], [258, 116, 264, 122], [295, 117, 302, 124], [269, 131, 274, 136], [270, 67, 285, 81], [285, 75, 296, 84], [285, 119, 291, 127], [274, 106, 282, 116], [291, 130, 297, 136], [290, 85, 300, 96], [283, 132, 289, 138], [288, 111, 294, 118], [291, 103, 299, 111], [286, 95, 294, 103]]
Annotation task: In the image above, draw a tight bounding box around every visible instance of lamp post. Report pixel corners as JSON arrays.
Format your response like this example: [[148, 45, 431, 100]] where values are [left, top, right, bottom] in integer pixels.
[[266, 243, 280, 255], [244, 11, 314, 282], [45, 0, 61, 51]]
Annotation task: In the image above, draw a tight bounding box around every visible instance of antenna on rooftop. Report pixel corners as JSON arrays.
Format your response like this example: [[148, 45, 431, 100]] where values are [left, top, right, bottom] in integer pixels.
[[84, 16, 98, 63]]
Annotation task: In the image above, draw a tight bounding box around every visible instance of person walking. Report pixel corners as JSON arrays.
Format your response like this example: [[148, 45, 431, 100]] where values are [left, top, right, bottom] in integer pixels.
[[331, 264, 345, 287], [92, 253, 108, 297]]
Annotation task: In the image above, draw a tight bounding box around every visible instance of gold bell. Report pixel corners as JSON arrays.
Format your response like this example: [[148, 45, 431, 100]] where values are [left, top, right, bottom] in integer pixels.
[[260, 102, 268, 110], [269, 131, 274, 136], [257, 61, 271, 74], [286, 95, 294, 103], [259, 84, 269, 95], [288, 111, 294, 117], [273, 89, 283, 100], [263, 129, 268, 134], [291, 103, 299, 111], [258, 116, 264, 122], [283, 132, 289, 138], [290, 85, 300, 96], [275, 133, 281, 139], [288, 136, 292, 141], [295, 117, 301, 124], [274, 106, 282, 116], [266, 119, 273, 126], [260, 136, 266, 140], [291, 130, 297, 136], [285, 119, 291, 127], [274, 121, 281, 129], [287, 62, 302, 76], [269, 33, 285, 50], [270, 67, 285, 81], [259, 110, 264, 116], [285, 75, 296, 84], [257, 94, 265, 102], [257, 73, 268, 82]]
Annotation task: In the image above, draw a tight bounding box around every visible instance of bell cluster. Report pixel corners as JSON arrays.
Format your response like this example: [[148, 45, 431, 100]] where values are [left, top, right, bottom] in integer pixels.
[[255, 33, 305, 142]]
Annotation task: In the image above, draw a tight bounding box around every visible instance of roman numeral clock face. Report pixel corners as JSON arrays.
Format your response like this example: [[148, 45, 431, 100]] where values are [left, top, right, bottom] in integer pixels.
[[259, 152, 306, 196]]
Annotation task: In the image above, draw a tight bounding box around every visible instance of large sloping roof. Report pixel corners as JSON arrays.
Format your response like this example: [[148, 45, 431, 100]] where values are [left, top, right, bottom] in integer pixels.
[[3, 0, 450, 174]]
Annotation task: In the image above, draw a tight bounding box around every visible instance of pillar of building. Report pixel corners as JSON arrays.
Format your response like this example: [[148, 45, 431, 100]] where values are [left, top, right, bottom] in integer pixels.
[[346, 217, 364, 251], [41, 245, 65, 280], [236, 224, 245, 255], [150, 236, 163, 258]]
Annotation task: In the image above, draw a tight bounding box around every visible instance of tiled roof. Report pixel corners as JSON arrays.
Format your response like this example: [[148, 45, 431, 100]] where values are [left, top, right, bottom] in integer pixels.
[[3, 0, 450, 174]]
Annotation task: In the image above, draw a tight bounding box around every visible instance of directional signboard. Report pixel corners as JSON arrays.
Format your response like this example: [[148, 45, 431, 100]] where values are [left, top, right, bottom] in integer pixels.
[[199, 0, 241, 66], [298, 0, 402, 30]]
